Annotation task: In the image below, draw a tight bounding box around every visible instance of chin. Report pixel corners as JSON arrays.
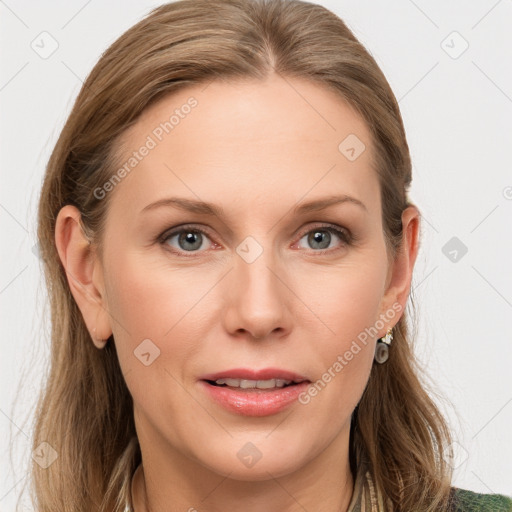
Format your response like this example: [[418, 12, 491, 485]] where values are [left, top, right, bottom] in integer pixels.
[[196, 443, 306, 482]]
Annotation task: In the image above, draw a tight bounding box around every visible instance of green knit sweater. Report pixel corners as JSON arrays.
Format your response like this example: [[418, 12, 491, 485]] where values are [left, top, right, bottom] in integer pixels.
[[450, 487, 512, 511], [345, 464, 512, 511]]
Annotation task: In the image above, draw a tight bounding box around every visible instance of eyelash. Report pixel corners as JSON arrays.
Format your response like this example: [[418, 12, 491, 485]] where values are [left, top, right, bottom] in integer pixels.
[[157, 223, 354, 258]]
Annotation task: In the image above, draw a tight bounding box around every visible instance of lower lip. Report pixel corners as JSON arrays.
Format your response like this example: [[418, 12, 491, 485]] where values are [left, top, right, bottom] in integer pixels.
[[199, 380, 310, 416]]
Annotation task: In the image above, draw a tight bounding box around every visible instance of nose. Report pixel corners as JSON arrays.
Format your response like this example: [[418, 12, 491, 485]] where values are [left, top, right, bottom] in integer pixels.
[[222, 245, 292, 341]]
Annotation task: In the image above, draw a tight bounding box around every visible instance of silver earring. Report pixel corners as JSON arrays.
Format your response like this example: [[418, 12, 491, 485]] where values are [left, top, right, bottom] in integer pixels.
[[374, 327, 393, 364]]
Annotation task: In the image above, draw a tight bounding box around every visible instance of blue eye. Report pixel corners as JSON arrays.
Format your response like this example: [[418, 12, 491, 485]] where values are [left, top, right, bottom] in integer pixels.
[[297, 226, 351, 253], [161, 226, 212, 254]]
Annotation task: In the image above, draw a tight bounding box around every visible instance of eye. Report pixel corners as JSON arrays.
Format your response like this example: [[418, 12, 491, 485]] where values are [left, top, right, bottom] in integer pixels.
[[159, 225, 214, 256], [296, 225, 352, 253]]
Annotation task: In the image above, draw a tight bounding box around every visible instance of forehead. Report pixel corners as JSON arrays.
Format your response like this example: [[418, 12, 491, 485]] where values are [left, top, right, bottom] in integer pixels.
[[108, 74, 380, 219]]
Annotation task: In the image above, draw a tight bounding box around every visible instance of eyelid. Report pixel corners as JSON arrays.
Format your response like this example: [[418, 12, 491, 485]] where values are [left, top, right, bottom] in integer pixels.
[[296, 222, 352, 241]]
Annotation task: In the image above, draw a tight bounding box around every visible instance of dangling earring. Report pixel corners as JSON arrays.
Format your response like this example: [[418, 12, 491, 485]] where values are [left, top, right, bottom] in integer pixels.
[[374, 327, 393, 364]]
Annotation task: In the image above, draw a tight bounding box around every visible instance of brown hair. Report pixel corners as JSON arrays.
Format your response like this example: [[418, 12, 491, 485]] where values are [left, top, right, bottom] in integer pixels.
[[26, 0, 454, 510]]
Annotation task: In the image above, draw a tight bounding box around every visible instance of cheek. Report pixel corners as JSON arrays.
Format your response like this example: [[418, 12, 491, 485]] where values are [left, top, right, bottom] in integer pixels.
[[296, 256, 387, 344], [105, 244, 208, 330], [103, 251, 205, 377]]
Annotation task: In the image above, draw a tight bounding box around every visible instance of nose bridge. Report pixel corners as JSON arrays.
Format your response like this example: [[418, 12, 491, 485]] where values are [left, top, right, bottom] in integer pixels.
[[235, 233, 282, 300]]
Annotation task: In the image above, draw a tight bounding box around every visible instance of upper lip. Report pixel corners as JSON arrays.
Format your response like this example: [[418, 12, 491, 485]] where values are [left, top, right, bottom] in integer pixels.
[[200, 368, 310, 383]]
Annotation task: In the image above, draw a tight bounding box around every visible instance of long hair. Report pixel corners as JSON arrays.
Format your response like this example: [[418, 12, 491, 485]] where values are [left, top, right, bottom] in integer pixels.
[[27, 0, 454, 510]]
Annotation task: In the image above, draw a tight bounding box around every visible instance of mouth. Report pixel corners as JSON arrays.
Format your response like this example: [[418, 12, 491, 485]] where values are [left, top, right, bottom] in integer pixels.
[[198, 368, 311, 415], [199, 371, 312, 416]]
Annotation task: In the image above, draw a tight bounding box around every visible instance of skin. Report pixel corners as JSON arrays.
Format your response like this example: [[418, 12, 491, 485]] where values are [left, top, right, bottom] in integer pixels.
[[55, 73, 420, 512]]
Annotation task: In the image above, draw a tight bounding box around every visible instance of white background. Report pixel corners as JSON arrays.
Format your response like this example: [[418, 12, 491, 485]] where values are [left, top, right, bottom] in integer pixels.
[[1, 0, 511, 509]]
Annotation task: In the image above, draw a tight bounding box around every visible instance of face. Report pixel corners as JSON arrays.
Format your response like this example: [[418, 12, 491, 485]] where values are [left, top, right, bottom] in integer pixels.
[[61, 73, 416, 484]]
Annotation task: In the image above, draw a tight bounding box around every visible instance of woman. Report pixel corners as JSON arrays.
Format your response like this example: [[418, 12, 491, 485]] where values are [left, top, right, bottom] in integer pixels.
[[30, 0, 512, 510]]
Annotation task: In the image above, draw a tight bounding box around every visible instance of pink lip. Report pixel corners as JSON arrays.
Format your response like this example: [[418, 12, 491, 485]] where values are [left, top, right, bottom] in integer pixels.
[[199, 367, 309, 382], [199, 380, 311, 416], [198, 367, 311, 417]]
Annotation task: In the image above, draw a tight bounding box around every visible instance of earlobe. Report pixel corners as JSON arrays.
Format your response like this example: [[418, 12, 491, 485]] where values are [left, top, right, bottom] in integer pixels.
[[54, 205, 112, 349]]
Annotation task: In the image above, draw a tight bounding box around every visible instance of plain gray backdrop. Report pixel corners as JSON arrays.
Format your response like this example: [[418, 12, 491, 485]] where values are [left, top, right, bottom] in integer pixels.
[[1, 0, 511, 509]]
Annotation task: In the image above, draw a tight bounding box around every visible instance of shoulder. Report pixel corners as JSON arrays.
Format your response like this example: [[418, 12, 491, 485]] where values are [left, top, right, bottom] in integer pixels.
[[450, 487, 512, 511]]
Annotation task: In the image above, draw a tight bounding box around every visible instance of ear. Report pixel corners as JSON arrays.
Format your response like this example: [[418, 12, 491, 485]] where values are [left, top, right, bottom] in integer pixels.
[[54, 205, 112, 349], [377, 205, 421, 336]]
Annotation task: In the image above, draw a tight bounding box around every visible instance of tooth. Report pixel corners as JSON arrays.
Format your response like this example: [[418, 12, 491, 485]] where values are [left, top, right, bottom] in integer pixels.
[[224, 378, 242, 387], [275, 379, 291, 387], [239, 379, 258, 388], [256, 379, 276, 389]]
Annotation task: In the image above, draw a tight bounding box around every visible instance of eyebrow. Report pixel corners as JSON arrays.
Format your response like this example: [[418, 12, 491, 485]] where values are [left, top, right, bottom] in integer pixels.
[[140, 194, 368, 217]]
